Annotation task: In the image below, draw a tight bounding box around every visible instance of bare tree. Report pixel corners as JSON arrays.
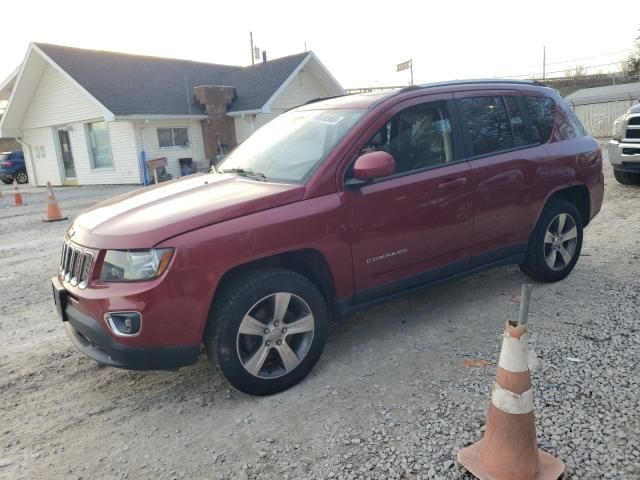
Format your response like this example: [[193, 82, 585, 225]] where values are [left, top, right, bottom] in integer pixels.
[[564, 65, 588, 78], [621, 27, 640, 77]]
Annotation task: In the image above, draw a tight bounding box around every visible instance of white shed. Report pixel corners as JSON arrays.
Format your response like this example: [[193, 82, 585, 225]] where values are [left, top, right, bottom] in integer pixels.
[[565, 82, 640, 138]]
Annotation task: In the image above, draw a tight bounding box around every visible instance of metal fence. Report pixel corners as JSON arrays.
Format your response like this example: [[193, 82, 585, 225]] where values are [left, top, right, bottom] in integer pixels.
[[572, 99, 636, 138]]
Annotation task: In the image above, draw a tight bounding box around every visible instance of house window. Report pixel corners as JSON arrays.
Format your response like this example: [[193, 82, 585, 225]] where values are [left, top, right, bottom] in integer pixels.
[[158, 128, 189, 148], [87, 121, 113, 168]]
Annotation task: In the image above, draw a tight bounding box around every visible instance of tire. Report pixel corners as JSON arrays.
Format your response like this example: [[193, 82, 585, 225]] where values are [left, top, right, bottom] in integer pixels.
[[1, 178, 12, 184], [613, 169, 640, 185], [519, 199, 583, 283], [14, 170, 28, 184], [205, 268, 329, 395]]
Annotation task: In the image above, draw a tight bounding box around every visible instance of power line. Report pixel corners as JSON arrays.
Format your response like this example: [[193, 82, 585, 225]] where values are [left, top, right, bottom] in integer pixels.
[[523, 48, 634, 69], [496, 60, 628, 80]]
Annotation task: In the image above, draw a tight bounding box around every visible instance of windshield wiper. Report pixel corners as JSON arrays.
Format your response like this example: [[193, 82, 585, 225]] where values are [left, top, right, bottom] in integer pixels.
[[218, 167, 267, 181]]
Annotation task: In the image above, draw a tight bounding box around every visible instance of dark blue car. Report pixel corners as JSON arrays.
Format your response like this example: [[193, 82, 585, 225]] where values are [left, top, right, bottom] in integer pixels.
[[0, 150, 28, 184]]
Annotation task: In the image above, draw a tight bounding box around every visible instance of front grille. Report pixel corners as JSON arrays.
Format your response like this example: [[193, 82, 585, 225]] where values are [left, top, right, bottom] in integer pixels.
[[60, 241, 93, 289], [628, 117, 640, 126], [626, 129, 640, 139]]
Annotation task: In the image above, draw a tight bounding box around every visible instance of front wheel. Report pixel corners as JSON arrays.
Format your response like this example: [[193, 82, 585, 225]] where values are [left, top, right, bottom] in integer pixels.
[[519, 200, 583, 282], [205, 268, 328, 395]]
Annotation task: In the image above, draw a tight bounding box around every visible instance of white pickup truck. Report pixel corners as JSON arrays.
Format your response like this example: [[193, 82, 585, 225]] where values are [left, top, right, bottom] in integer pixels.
[[609, 103, 640, 185]]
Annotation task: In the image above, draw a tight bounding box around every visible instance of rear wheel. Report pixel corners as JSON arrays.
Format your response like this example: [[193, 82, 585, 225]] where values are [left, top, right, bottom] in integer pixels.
[[519, 200, 583, 282], [205, 268, 328, 395], [613, 169, 640, 185]]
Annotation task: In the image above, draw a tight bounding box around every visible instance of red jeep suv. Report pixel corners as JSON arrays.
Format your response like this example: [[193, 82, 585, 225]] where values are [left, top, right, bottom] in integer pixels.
[[52, 80, 604, 395]]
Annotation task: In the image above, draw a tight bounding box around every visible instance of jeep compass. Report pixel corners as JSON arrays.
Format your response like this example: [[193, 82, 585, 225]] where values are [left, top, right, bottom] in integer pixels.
[[53, 80, 604, 395]]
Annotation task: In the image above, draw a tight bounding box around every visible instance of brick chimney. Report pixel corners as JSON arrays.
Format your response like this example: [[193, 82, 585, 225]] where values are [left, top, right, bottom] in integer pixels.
[[193, 85, 237, 160]]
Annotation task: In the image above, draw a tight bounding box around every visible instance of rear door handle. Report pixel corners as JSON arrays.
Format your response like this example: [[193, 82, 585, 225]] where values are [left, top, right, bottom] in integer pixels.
[[438, 177, 467, 189]]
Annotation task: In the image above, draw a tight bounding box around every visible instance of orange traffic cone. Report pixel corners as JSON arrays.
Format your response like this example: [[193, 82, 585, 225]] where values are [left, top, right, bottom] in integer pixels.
[[12, 179, 24, 206], [43, 181, 67, 222], [457, 287, 565, 480]]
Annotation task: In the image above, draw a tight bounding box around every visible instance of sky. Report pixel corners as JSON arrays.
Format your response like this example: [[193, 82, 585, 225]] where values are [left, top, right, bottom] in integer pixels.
[[1, 0, 639, 89]]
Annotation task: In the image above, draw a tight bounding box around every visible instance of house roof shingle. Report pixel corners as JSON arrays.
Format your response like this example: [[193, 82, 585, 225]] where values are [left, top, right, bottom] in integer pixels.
[[35, 43, 309, 116]]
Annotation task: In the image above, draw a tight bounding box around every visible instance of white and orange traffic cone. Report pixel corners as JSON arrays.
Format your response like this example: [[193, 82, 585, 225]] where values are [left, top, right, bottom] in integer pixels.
[[457, 285, 565, 480], [12, 179, 24, 206], [43, 181, 67, 222]]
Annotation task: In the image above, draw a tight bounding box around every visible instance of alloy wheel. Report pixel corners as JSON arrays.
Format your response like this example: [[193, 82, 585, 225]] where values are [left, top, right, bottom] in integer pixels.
[[16, 172, 28, 184], [236, 292, 315, 379], [544, 213, 578, 271]]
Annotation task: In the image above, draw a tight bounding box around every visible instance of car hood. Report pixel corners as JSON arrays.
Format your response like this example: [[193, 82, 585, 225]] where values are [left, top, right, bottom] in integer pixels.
[[70, 173, 305, 249]]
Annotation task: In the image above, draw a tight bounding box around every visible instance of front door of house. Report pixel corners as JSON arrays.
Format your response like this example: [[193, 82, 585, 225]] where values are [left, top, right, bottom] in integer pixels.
[[57, 128, 76, 180]]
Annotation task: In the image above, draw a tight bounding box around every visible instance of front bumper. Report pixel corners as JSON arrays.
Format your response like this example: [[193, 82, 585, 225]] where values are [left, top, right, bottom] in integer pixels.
[[54, 276, 200, 370], [608, 140, 640, 172]]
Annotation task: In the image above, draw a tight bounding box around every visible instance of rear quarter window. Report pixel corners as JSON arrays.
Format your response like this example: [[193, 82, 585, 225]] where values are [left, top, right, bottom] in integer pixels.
[[555, 103, 587, 140], [524, 96, 555, 143]]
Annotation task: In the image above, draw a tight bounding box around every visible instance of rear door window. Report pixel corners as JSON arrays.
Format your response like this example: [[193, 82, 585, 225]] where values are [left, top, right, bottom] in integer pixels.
[[458, 96, 514, 156], [524, 96, 555, 143], [503, 96, 528, 147]]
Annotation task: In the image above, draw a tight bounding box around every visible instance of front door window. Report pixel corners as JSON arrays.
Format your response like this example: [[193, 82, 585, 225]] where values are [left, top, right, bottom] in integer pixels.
[[57, 129, 76, 178]]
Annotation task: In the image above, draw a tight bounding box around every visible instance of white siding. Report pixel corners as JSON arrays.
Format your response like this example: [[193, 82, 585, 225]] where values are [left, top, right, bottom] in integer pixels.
[[73, 121, 140, 185], [271, 68, 331, 111], [135, 119, 206, 179], [16, 63, 142, 186], [21, 65, 104, 129], [22, 127, 62, 186], [21, 121, 141, 186], [234, 114, 277, 144], [233, 68, 331, 144]]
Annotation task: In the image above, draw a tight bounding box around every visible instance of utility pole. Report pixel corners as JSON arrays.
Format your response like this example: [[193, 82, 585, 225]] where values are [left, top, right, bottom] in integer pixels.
[[304, 41, 307, 52], [250, 32, 255, 66], [542, 46, 546, 81]]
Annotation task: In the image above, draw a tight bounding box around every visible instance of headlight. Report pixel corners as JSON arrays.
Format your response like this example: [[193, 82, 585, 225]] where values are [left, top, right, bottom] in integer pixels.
[[612, 115, 626, 141], [100, 248, 174, 281]]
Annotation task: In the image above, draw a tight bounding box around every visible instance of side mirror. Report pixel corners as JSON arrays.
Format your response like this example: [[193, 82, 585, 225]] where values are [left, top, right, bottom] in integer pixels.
[[352, 151, 396, 181]]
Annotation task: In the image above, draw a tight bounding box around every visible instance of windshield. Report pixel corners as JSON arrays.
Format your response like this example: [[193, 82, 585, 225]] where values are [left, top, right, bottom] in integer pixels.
[[217, 108, 364, 182]]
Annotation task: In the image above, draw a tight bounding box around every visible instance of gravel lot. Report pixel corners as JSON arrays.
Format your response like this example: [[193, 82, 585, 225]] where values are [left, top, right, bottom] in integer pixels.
[[0, 152, 638, 480]]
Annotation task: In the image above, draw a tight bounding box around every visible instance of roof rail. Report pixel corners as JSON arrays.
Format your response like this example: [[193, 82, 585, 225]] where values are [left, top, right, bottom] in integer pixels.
[[398, 78, 546, 93]]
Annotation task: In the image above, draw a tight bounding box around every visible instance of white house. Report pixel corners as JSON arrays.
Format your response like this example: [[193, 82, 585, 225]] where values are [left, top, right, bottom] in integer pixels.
[[0, 43, 344, 186]]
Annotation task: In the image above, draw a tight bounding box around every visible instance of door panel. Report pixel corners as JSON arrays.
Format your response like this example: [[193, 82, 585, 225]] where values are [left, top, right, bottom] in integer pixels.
[[345, 161, 473, 298], [467, 146, 547, 263], [454, 91, 539, 265]]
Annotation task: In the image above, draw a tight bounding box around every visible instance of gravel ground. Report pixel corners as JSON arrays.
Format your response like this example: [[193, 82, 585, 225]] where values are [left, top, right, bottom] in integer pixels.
[[0, 152, 638, 480]]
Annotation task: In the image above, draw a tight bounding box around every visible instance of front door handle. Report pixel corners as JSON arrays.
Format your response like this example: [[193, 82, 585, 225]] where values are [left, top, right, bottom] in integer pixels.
[[437, 177, 467, 189]]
